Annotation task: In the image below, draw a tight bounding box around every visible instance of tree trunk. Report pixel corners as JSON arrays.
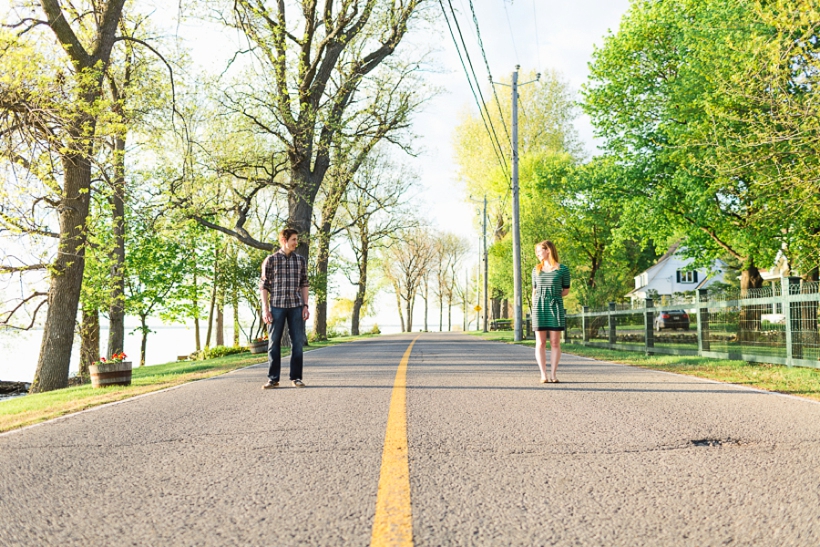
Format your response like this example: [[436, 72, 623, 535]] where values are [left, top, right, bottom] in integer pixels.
[[738, 259, 765, 343], [205, 279, 216, 350], [588, 253, 601, 289], [107, 134, 126, 358], [491, 294, 501, 322], [31, 153, 93, 392], [313, 229, 331, 341], [79, 305, 99, 381], [448, 294, 452, 331], [439, 301, 444, 332], [216, 289, 225, 347], [421, 278, 428, 332], [139, 314, 149, 367], [393, 281, 405, 332], [232, 286, 240, 346], [287, 168, 319, 346], [193, 268, 201, 352], [351, 238, 369, 336], [313, 171, 350, 340], [406, 293, 414, 332], [204, 247, 219, 349], [288, 166, 322, 259]]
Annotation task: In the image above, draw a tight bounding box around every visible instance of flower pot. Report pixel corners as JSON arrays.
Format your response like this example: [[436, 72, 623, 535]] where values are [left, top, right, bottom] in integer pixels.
[[89, 361, 133, 388], [249, 340, 268, 354]]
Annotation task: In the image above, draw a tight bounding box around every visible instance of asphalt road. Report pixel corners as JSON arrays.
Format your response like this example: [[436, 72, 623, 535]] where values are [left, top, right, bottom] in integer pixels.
[[2, 333, 820, 546]]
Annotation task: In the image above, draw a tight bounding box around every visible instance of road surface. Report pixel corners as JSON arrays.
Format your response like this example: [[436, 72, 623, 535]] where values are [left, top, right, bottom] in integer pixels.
[[2, 333, 820, 546]]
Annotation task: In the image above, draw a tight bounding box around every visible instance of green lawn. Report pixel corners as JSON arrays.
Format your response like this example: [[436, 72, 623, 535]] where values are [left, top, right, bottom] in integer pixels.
[[0, 334, 377, 433], [468, 330, 820, 402]]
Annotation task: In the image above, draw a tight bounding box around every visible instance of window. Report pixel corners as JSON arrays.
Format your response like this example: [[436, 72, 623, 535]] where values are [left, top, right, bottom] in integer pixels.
[[677, 270, 698, 284]]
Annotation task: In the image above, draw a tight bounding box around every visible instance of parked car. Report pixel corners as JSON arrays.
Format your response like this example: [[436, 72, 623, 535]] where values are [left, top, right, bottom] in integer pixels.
[[654, 310, 690, 331]]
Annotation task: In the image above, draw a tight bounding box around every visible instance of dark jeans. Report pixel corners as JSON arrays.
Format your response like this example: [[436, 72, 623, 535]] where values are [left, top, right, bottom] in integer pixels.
[[267, 306, 305, 382]]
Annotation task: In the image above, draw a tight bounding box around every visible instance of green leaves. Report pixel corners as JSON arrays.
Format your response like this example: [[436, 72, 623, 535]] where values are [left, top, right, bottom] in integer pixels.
[[582, 0, 820, 283]]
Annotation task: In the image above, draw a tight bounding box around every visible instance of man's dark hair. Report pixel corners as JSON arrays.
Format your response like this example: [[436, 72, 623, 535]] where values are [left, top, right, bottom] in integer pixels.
[[280, 228, 299, 242]]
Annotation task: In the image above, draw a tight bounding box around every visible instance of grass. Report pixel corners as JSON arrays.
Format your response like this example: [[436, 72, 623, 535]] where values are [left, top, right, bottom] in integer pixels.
[[468, 330, 820, 402], [0, 334, 377, 433]]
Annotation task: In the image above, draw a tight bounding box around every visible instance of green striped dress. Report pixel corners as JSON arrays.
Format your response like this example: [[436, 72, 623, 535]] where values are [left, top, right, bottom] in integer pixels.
[[531, 264, 571, 331]]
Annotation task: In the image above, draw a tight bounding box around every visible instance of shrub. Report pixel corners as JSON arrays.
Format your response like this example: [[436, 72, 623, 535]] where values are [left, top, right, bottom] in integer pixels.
[[327, 327, 350, 338], [204, 345, 248, 359], [369, 323, 381, 335]]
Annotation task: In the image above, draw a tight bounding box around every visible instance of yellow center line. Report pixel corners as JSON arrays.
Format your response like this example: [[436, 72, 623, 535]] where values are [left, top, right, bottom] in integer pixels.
[[371, 335, 420, 547]]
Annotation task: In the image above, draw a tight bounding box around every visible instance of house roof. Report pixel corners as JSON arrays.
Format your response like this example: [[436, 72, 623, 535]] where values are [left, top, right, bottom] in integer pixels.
[[637, 241, 681, 286]]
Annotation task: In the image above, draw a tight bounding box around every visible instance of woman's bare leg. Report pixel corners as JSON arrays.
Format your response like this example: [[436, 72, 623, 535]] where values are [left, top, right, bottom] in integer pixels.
[[549, 330, 562, 382], [535, 331, 548, 381]]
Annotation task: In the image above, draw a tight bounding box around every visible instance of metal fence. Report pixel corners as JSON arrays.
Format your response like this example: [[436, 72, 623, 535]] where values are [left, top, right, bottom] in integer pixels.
[[565, 277, 820, 369]]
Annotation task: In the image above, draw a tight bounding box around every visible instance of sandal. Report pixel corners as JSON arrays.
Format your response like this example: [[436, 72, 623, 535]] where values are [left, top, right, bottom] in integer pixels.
[[540, 378, 549, 383], [550, 378, 560, 383]]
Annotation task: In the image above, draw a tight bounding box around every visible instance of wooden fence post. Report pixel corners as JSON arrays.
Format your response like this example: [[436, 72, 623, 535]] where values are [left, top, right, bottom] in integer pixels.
[[645, 298, 654, 355], [608, 302, 616, 347], [697, 288, 710, 353], [582, 306, 590, 344]]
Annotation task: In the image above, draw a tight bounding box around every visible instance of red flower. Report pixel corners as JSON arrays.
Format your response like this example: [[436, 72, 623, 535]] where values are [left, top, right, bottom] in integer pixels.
[[100, 357, 107, 362]]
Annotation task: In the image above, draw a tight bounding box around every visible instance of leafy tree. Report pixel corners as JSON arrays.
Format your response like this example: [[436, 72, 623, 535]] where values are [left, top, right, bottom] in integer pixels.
[[178, 0, 429, 261], [124, 212, 189, 367], [581, 0, 817, 293], [452, 70, 581, 314], [0, 0, 129, 392]]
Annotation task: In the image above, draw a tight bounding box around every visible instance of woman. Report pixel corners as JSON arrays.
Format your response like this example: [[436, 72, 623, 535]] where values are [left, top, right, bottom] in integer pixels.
[[531, 240, 570, 383]]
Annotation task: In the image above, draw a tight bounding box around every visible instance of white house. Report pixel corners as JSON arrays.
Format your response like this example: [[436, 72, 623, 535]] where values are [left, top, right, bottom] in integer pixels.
[[626, 243, 728, 304]]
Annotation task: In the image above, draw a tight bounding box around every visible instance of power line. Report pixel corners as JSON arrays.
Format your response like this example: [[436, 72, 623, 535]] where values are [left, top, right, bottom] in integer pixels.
[[502, 0, 520, 62], [443, 0, 509, 178], [532, 0, 542, 70], [438, 0, 510, 179], [467, 0, 512, 148]]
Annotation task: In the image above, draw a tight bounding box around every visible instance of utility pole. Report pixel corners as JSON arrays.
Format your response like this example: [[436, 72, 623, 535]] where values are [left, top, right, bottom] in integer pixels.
[[469, 194, 492, 332], [463, 267, 469, 331], [476, 239, 481, 330], [482, 195, 488, 332], [496, 66, 539, 341], [511, 66, 522, 341]]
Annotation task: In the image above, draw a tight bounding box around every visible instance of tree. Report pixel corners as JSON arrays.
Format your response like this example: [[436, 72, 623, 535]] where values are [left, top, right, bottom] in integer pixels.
[[0, 1, 129, 392], [179, 0, 428, 261], [124, 212, 189, 367], [581, 0, 796, 294], [452, 70, 581, 314], [385, 228, 435, 332], [432, 233, 469, 331], [341, 155, 416, 335], [100, 11, 175, 359]]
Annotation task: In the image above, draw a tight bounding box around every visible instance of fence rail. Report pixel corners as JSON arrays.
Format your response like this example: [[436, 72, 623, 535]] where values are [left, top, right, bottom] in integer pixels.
[[564, 277, 820, 369]]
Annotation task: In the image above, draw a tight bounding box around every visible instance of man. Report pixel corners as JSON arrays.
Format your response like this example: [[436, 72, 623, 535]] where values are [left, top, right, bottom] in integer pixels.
[[259, 228, 310, 389]]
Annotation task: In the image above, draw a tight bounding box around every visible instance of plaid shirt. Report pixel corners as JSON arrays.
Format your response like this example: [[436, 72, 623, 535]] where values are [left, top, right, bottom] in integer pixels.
[[259, 249, 309, 308]]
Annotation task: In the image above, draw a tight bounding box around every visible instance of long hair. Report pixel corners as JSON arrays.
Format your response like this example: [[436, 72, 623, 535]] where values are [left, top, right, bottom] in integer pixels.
[[535, 240, 559, 272]]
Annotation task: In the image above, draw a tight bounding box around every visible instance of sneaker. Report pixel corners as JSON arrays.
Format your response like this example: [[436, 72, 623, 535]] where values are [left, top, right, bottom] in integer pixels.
[[262, 380, 279, 389], [291, 379, 305, 388]]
